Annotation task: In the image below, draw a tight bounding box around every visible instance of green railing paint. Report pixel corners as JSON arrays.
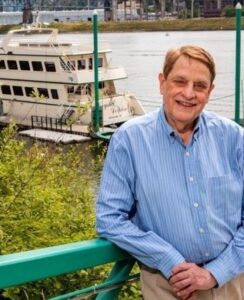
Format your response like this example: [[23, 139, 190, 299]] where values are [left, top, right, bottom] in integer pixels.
[[235, 2, 242, 124], [0, 239, 136, 299], [93, 10, 100, 132]]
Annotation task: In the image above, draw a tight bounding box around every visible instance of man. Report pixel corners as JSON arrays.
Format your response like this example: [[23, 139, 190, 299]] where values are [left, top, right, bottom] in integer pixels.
[[96, 45, 244, 300]]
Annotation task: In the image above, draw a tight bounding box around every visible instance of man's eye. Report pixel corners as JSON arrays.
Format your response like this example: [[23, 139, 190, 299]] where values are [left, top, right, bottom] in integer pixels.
[[194, 83, 207, 90], [174, 80, 186, 85]]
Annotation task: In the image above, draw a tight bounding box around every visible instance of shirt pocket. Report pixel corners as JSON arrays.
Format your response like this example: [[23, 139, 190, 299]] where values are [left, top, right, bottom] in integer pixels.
[[207, 174, 242, 217]]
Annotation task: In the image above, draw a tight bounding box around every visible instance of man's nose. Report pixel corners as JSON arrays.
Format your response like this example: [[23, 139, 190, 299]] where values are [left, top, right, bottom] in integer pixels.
[[182, 83, 195, 99]]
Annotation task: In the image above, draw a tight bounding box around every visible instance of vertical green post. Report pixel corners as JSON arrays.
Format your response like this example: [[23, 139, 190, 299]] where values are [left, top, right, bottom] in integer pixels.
[[93, 10, 100, 131], [235, 2, 242, 124]]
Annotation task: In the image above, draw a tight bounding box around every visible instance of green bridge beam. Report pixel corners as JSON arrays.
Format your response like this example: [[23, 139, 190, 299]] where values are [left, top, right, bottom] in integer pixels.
[[0, 238, 132, 290]]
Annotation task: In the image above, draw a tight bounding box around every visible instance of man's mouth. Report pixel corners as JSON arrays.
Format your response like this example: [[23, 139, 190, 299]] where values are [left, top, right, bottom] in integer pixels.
[[176, 100, 196, 107]]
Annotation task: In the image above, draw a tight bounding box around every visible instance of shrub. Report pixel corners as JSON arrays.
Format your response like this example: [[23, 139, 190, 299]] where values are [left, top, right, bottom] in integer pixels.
[[221, 5, 244, 17], [0, 124, 101, 299], [0, 125, 141, 299]]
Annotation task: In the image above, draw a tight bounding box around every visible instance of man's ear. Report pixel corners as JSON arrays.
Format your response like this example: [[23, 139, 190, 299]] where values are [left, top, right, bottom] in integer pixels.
[[208, 83, 215, 96], [158, 73, 165, 95]]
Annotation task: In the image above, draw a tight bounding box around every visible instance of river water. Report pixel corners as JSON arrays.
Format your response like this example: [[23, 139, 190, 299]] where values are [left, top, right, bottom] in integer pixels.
[[1, 30, 243, 118], [59, 30, 243, 119]]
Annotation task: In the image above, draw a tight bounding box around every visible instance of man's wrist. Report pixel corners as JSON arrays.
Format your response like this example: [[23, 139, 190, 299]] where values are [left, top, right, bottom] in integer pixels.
[[208, 272, 218, 288]]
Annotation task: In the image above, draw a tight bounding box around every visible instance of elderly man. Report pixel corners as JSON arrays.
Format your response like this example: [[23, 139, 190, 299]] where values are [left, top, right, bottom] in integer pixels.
[[96, 45, 244, 300]]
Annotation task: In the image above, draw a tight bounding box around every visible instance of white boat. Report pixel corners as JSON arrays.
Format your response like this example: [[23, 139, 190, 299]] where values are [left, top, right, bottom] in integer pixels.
[[0, 25, 145, 136]]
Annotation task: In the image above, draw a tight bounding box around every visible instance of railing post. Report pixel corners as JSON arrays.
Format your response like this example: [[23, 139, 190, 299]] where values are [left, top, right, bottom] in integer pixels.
[[235, 2, 242, 124], [93, 9, 100, 132], [96, 259, 135, 300]]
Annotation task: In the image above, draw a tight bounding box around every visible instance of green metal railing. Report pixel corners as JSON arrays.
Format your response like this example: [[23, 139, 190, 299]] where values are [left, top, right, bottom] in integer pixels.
[[0, 239, 138, 300], [235, 2, 242, 124]]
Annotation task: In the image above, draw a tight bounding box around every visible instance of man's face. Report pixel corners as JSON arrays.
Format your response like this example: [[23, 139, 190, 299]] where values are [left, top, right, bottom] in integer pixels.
[[159, 55, 214, 130]]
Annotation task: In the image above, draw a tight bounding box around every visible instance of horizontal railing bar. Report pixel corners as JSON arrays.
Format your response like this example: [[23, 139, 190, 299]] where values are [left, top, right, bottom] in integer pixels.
[[49, 272, 140, 300], [0, 239, 131, 289]]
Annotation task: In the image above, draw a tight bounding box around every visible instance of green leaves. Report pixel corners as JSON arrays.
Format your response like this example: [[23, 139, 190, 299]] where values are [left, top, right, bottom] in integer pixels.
[[0, 125, 99, 298], [0, 126, 141, 299]]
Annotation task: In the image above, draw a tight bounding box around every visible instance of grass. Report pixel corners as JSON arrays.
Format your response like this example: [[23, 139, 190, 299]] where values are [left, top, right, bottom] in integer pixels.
[[0, 17, 242, 34]]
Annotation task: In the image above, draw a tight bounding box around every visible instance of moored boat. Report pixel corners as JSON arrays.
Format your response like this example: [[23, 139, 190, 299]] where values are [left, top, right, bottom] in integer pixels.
[[0, 24, 145, 136]]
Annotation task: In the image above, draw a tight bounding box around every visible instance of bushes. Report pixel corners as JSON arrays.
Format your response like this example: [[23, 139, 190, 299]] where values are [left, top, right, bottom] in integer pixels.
[[221, 5, 244, 17], [0, 124, 102, 299], [0, 125, 141, 299]]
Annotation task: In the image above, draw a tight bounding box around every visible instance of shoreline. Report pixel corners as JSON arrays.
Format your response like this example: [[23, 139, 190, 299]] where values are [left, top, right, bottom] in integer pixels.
[[0, 17, 243, 33]]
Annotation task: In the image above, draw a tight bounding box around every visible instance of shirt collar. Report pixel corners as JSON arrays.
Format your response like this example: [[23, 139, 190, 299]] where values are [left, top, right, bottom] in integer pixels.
[[158, 105, 202, 143]]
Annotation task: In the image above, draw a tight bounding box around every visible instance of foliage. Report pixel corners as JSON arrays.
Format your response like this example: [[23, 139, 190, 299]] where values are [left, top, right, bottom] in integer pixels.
[[1, 18, 244, 33], [221, 5, 244, 17], [0, 124, 101, 299], [0, 125, 142, 299]]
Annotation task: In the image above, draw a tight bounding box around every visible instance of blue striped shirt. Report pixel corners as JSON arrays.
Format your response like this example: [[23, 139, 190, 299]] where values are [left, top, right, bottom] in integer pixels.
[[96, 107, 244, 286]]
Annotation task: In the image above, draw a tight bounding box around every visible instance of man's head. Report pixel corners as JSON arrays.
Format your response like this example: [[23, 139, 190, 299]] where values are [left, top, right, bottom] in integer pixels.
[[163, 45, 216, 84], [159, 45, 215, 133]]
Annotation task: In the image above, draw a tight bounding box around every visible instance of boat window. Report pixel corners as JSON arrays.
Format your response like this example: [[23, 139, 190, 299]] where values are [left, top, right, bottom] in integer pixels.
[[67, 61, 75, 71], [13, 86, 24, 96], [7, 60, 18, 70], [19, 61, 30, 71], [75, 86, 81, 95], [1, 85, 11, 95], [51, 89, 59, 99], [37, 88, 49, 99], [78, 59, 86, 70], [98, 58, 103, 68], [0, 60, 6, 69], [89, 58, 93, 70], [67, 86, 74, 94], [45, 62, 56, 72], [99, 82, 105, 89], [85, 84, 92, 95], [32, 61, 43, 71], [25, 87, 35, 97]]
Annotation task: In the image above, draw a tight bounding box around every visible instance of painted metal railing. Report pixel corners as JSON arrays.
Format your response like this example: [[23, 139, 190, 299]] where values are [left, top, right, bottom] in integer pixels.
[[0, 239, 138, 300]]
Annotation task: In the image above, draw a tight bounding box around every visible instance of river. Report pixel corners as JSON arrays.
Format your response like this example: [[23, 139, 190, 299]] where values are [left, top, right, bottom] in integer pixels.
[[1, 30, 243, 118], [57, 30, 243, 119]]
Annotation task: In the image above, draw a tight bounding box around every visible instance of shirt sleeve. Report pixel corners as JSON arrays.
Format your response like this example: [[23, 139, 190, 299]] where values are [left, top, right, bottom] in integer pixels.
[[96, 132, 185, 279], [204, 130, 244, 287], [204, 216, 244, 286]]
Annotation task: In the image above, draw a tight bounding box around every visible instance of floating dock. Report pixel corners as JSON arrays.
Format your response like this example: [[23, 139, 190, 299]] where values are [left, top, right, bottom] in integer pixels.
[[19, 129, 91, 144]]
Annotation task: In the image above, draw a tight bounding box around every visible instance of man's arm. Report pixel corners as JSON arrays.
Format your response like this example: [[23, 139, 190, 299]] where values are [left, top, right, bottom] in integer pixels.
[[203, 217, 244, 286], [96, 133, 185, 279], [203, 134, 244, 287]]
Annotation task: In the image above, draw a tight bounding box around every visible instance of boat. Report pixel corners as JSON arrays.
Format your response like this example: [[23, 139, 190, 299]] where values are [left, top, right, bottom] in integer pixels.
[[0, 24, 145, 136]]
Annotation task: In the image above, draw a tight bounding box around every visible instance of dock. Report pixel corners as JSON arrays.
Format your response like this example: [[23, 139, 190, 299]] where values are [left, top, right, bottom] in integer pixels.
[[19, 129, 91, 144]]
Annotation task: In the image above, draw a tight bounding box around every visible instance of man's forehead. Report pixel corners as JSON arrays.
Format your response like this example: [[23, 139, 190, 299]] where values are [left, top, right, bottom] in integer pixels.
[[169, 58, 212, 82]]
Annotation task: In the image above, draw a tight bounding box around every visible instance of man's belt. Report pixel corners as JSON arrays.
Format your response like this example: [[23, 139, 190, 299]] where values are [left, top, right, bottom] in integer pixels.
[[140, 263, 160, 274]]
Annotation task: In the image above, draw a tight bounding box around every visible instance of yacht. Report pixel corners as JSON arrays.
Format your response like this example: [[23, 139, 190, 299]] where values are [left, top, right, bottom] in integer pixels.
[[0, 25, 145, 135]]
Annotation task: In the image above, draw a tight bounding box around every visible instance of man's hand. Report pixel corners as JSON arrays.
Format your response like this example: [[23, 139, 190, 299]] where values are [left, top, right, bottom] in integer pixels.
[[169, 262, 217, 300]]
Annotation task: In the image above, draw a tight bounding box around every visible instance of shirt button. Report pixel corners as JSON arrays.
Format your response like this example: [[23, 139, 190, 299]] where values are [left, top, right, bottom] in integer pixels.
[[199, 228, 205, 234], [193, 202, 199, 208], [205, 252, 210, 257], [185, 151, 190, 156], [189, 177, 194, 182]]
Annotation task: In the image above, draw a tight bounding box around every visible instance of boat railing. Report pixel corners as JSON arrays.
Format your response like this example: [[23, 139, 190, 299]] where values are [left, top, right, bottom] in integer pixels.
[[18, 42, 72, 48], [0, 238, 138, 300], [31, 115, 73, 132]]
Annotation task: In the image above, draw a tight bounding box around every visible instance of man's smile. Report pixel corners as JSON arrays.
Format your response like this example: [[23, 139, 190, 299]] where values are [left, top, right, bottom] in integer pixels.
[[175, 100, 196, 107]]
